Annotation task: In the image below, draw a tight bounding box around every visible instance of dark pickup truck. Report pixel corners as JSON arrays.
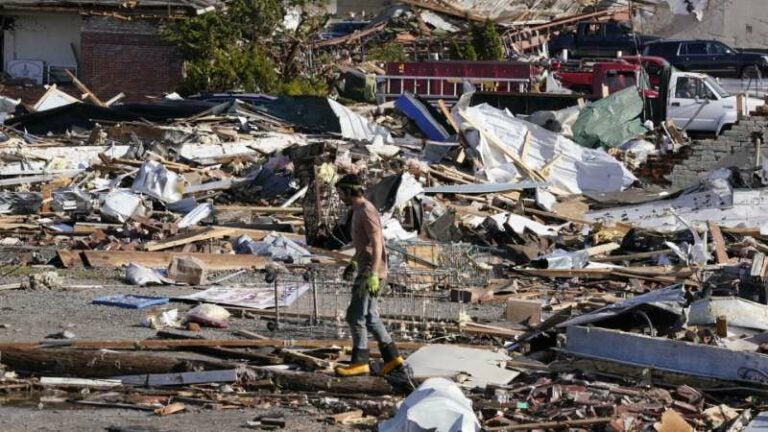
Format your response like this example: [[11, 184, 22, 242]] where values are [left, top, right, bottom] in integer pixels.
[[643, 39, 768, 79], [547, 21, 658, 59]]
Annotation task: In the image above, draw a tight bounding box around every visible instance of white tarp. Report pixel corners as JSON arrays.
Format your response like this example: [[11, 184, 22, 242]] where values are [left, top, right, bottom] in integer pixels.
[[181, 285, 310, 309], [460, 104, 636, 194], [379, 378, 480, 432]]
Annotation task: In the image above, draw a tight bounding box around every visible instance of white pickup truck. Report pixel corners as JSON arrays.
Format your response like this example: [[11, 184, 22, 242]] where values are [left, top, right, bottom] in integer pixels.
[[667, 71, 763, 134]]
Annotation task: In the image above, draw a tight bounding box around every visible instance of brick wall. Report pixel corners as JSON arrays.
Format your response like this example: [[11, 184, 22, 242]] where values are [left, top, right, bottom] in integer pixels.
[[80, 18, 182, 102]]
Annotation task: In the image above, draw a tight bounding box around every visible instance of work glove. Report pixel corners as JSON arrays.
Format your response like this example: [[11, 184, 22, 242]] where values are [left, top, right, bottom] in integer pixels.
[[366, 272, 380, 296], [343, 260, 357, 282]]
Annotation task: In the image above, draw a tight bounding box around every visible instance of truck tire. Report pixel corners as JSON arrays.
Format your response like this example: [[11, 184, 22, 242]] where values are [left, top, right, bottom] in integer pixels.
[[741, 65, 761, 80]]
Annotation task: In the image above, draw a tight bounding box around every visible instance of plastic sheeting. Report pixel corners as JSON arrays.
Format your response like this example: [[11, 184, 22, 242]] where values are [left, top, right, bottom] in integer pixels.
[[131, 161, 182, 203], [461, 104, 636, 194], [234, 233, 311, 264], [328, 98, 393, 143], [100, 190, 149, 223], [378, 378, 480, 432], [571, 87, 648, 149]]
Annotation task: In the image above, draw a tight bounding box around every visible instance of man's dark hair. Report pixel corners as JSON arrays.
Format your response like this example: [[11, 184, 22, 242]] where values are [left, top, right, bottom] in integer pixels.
[[336, 173, 364, 197]]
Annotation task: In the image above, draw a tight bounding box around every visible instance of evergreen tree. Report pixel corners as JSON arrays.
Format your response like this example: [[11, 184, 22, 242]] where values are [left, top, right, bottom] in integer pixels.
[[471, 19, 505, 61]]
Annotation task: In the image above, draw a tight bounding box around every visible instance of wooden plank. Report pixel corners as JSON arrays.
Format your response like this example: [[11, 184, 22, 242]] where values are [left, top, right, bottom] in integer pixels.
[[64, 69, 105, 107], [585, 242, 621, 257], [40, 377, 121, 388], [155, 402, 185, 416], [328, 410, 364, 425], [437, 99, 460, 134], [83, 250, 270, 270], [216, 205, 303, 214], [116, 369, 238, 386], [707, 221, 729, 264], [57, 250, 84, 268], [143, 227, 237, 252], [519, 131, 531, 161]]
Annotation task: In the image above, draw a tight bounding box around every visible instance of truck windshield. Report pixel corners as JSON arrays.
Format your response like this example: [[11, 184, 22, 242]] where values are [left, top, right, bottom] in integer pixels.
[[704, 76, 730, 98]]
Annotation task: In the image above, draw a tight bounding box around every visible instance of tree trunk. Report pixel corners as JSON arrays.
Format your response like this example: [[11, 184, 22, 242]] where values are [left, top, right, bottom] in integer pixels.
[[0, 348, 228, 378], [245, 368, 394, 395]]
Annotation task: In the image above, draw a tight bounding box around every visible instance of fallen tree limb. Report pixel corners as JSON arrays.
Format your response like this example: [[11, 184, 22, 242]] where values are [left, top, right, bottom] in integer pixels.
[[246, 367, 394, 395], [0, 348, 228, 378]]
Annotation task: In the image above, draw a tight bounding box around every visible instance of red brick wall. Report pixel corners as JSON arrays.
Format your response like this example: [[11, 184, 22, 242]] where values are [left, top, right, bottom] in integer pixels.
[[80, 31, 183, 102]]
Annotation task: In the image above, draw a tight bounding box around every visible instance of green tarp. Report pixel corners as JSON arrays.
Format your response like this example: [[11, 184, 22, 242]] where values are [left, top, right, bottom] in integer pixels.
[[571, 86, 647, 149]]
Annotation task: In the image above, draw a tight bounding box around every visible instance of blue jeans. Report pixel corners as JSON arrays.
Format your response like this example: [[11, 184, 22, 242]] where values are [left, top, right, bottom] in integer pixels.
[[346, 276, 392, 351]]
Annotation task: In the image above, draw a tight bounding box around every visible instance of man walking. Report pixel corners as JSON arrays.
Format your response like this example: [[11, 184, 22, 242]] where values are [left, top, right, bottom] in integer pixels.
[[334, 174, 404, 377]]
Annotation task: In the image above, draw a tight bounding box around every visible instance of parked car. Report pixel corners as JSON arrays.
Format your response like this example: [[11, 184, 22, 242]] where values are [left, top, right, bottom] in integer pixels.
[[643, 39, 768, 79], [547, 21, 658, 59]]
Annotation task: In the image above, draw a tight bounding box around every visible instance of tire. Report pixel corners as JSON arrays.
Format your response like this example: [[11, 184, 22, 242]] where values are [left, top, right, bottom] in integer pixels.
[[741, 65, 762, 80]]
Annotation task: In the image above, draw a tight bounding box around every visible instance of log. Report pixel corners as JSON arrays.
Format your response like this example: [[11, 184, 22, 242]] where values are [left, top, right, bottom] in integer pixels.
[[249, 367, 394, 395], [155, 330, 282, 365], [0, 348, 227, 378]]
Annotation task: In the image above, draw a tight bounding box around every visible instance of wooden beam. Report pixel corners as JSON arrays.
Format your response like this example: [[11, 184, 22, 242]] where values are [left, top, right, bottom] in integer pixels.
[[64, 69, 105, 107], [437, 99, 460, 134], [143, 227, 238, 252], [215, 205, 303, 214], [82, 250, 270, 270], [707, 221, 729, 264]]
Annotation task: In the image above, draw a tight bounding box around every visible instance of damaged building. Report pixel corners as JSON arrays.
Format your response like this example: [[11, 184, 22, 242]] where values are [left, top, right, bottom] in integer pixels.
[[0, 0, 220, 102]]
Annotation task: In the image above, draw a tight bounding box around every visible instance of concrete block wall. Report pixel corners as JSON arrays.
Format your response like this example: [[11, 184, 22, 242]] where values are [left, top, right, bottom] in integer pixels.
[[665, 117, 768, 188]]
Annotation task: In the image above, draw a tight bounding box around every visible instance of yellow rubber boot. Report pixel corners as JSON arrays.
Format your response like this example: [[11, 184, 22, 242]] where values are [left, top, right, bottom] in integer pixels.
[[379, 342, 404, 376], [335, 348, 370, 377], [335, 363, 371, 377]]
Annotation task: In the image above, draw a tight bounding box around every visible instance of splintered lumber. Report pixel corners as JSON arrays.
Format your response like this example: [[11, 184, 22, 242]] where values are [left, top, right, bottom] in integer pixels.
[[216, 205, 303, 214], [0, 348, 227, 378], [143, 227, 238, 251], [486, 417, 613, 431], [708, 221, 729, 264], [585, 242, 621, 257], [250, 368, 394, 395], [277, 349, 331, 370], [64, 69, 106, 107], [155, 402, 186, 416], [82, 250, 270, 270]]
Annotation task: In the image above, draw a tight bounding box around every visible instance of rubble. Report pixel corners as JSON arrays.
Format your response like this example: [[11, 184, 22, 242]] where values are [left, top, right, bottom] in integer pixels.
[[2, 2, 768, 431]]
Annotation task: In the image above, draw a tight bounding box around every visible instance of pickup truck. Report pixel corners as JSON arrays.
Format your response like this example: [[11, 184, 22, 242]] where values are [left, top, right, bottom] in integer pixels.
[[547, 21, 659, 59], [667, 71, 763, 134], [554, 56, 763, 134]]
